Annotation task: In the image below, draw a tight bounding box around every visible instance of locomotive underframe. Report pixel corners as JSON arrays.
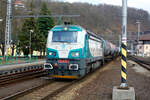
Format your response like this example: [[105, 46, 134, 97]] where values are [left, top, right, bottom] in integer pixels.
[[45, 57, 104, 79], [45, 58, 86, 79]]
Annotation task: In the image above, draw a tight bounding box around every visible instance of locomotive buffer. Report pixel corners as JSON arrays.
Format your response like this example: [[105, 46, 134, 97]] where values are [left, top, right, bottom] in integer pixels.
[[112, 0, 135, 100]]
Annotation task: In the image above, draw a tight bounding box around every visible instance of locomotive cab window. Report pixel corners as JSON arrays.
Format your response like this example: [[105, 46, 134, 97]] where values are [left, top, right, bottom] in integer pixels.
[[52, 31, 77, 43]]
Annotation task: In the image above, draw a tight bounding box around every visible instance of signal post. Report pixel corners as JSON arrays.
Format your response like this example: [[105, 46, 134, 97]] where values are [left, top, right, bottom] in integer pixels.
[[112, 0, 135, 100]]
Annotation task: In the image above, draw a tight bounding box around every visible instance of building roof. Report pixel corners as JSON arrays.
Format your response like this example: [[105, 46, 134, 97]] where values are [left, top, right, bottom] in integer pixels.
[[15, 0, 24, 6], [139, 34, 150, 41]]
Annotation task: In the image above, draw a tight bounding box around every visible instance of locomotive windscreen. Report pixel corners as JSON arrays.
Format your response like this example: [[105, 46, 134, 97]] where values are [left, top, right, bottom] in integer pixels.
[[52, 31, 77, 43]]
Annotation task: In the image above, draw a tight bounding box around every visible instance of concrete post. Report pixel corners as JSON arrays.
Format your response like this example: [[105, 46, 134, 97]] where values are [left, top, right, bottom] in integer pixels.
[[112, 0, 135, 100]]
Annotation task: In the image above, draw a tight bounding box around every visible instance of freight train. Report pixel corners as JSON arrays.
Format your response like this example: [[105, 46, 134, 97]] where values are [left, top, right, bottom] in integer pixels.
[[44, 24, 120, 79]]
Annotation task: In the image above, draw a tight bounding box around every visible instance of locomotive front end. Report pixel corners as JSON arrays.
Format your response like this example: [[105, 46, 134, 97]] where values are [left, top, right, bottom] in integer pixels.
[[44, 25, 87, 79]]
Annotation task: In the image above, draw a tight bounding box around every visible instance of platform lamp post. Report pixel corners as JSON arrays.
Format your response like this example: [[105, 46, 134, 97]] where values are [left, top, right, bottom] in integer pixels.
[[0, 18, 3, 50], [0, 18, 3, 39], [29, 29, 34, 62], [0, 19, 3, 22]]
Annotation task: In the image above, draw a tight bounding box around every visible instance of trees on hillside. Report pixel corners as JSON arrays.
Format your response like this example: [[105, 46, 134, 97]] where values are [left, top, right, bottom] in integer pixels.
[[37, 2, 54, 56], [0, 0, 7, 56], [45, 2, 150, 34], [18, 3, 54, 56], [2, 0, 150, 56], [18, 17, 38, 55]]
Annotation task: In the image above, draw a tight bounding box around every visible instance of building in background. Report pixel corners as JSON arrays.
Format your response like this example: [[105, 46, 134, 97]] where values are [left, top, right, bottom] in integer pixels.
[[15, 0, 25, 8], [137, 32, 150, 56], [127, 31, 137, 55]]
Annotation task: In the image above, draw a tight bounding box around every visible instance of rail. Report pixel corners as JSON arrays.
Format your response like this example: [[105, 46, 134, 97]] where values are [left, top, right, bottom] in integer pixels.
[[128, 56, 150, 71], [1, 80, 54, 100], [0, 68, 46, 86], [1, 57, 118, 100]]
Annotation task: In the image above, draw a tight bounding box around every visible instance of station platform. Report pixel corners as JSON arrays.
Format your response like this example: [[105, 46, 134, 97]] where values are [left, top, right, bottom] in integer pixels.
[[0, 60, 45, 75]]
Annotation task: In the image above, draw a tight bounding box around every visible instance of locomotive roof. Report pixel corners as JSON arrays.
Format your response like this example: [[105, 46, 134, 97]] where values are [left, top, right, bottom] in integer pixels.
[[51, 25, 103, 40], [86, 30, 103, 40], [51, 25, 83, 31]]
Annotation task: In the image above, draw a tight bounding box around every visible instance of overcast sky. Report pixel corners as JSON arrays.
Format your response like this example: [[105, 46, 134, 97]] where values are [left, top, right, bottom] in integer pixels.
[[61, 0, 150, 13]]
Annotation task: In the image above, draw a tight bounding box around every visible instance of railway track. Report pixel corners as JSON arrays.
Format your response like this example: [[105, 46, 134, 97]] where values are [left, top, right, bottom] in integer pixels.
[[0, 68, 46, 86], [1, 58, 118, 100], [40, 80, 78, 100], [1, 79, 54, 100], [1, 79, 76, 100], [128, 56, 150, 71]]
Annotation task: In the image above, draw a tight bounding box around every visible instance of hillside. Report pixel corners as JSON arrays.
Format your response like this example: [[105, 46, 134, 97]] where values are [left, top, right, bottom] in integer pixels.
[[1, 0, 150, 42], [24, 1, 150, 39]]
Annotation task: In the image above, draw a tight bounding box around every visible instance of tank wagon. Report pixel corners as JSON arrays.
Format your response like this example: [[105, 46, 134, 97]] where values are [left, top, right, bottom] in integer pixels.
[[44, 24, 120, 79]]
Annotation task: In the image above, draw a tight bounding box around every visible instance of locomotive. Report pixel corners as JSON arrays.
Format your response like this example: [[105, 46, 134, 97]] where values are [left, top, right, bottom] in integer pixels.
[[44, 24, 120, 79]]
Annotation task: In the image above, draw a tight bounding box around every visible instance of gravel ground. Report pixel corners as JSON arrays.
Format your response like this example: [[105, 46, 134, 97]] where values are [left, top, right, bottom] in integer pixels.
[[53, 58, 150, 100]]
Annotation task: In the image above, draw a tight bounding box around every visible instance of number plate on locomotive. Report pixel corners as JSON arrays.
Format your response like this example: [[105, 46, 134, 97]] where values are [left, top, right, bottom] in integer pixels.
[[58, 60, 69, 63]]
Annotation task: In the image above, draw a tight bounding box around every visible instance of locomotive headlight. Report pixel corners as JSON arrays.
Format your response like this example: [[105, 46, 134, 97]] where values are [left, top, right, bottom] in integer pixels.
[[49, 52, 56, 56], [64, 27, 68, 31], [49, 52, 52, 55], [71, 52, 80, 57]]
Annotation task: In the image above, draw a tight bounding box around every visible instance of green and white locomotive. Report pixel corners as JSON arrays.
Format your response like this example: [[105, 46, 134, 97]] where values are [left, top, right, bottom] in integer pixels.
[[44, 24, 119, 79]]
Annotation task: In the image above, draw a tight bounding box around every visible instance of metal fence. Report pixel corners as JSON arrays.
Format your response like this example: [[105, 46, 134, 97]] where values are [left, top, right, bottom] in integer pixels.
[[0, 56, 45, 65]]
